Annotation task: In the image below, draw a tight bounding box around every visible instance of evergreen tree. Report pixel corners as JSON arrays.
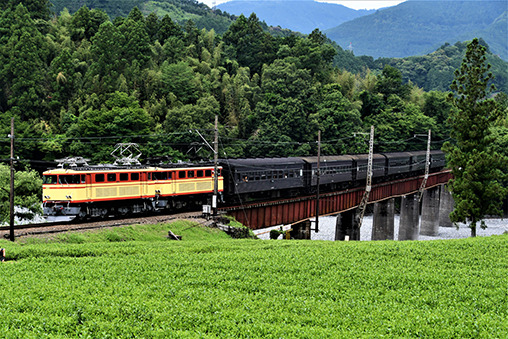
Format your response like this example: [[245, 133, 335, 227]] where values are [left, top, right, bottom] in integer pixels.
[[127, 6, 144, 23], [69, 6, 109, 42], [376, 65, 411, 101], [119, 18, 151, 67], [2, 0, 51, 20], [223, 14, 276, 76], [443, 38, 507, 237], [158, 14, 182, 45], [145, 12, 159, 43], [87, 21, 125, 94], [1, 4, 48, 120]]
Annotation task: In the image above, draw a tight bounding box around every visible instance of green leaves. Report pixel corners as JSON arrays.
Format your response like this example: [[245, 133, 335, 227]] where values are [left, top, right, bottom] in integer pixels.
[[0, 232, 506, 337], [444, 38, 507, 235], [0, 163, 42, 224]]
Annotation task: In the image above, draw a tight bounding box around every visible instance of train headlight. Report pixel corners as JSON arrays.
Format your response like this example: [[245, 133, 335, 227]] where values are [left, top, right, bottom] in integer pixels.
[[44, 195, 50, 199], [66, 195, 72, 199]]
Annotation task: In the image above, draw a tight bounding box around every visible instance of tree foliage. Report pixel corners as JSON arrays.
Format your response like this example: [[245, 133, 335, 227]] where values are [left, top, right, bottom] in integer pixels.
[[443, 38, 507, 236], [0, 2, 505, 175], [0, 163, 42, 224]]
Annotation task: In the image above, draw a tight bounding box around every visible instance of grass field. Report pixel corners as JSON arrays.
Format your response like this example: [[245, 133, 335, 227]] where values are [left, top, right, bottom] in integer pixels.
[[0, 221, 506, 338]]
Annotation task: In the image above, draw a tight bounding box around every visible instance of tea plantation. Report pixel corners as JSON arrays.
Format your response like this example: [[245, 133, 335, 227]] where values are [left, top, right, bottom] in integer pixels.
[[0, 221, 506, 338]]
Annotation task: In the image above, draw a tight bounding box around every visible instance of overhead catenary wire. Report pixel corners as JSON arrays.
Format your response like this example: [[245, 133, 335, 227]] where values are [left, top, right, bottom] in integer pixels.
[[0, 130, 450, 147], [0, 135, 448, 167]]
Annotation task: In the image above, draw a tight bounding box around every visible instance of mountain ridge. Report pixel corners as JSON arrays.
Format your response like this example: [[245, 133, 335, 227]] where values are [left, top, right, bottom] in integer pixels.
[[325, 0, 507, 60], [217, 0, 375, 33]]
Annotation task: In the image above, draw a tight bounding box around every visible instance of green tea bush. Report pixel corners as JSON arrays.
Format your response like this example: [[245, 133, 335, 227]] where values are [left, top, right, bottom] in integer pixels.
[[0, 228, 506, 338]]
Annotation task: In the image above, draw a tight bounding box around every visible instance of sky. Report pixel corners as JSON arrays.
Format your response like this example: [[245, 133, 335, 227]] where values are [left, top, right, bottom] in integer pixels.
[[198, 0, 407, 10]]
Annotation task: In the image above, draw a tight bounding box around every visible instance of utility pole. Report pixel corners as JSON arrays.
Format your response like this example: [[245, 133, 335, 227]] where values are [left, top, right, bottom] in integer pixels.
[[213, 115, 219, 216], [418, 129, 431, 202], [356, 125, 374, 230], [315, 130, 321, 233], [194, 116, 219, 216], [9, 117, 15, 242]]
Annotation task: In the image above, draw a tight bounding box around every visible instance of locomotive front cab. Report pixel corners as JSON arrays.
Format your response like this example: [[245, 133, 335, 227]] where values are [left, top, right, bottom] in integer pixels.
[[42, 169, 87, 221]]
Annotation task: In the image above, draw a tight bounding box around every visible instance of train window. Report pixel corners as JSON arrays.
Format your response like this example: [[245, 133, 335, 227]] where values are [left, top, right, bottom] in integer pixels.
[[59, 175, 71, 184], [205, 169, 212, 177], [120, 173, 129, 181], [95, 174, 105, 182], [153, 172, 168, 180], [167, 172, 172, 180], [196, 170, 203, 178], [64, 175, 81, 184], [179, 171, 186, 179], [81, 175, 86, 183], [188, 171, 194, 178], [107, 173, 116, 182], [131, 173, 140, 181], [148, 173, 151, 180], [43, 175, 57, 184]]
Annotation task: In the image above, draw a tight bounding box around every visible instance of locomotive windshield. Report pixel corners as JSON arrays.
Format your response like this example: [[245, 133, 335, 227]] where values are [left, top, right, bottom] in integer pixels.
[[43, 175, 57, 184]]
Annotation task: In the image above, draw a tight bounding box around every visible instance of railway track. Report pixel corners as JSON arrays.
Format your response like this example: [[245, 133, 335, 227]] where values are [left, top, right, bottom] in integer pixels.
[[0, 211, 206, 239]]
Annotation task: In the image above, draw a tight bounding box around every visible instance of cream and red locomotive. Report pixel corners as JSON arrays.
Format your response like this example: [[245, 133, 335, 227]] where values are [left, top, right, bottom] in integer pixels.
[[43, 158, 223, 221]]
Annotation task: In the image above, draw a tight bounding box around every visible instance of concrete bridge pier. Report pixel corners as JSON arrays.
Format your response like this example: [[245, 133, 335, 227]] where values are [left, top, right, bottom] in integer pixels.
[[371, 198, 395, 240], [398, 194, 420, 240], [335, 209, 360, 241], [420, 186, 440, 236], [438, 184, 454, 227], [291, 220, 311, 240]]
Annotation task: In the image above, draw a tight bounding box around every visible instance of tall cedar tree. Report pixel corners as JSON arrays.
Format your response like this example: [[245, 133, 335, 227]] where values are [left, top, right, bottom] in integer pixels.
[[443, 38, 507, 237]]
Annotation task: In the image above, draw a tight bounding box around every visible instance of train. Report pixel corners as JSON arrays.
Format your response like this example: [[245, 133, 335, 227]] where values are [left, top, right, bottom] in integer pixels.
[[42, 150, 446, 221], [43, 159, 223, 221]]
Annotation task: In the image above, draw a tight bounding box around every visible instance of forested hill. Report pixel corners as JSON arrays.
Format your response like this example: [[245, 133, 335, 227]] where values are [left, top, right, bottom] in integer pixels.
[[325, 0, 507, 61], [1, 1, 506, 169], [216, 0, 375, 34], [50, 0, 237, 34], [374, 41, 508, 93]]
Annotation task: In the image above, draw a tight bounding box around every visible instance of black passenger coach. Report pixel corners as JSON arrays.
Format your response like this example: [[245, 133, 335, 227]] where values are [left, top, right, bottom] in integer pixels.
[[219, 151, 445, 204]]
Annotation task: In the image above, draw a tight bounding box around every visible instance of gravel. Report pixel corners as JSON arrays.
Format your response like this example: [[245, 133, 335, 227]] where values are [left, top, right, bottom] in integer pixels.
[[254, 215, 508, 241]]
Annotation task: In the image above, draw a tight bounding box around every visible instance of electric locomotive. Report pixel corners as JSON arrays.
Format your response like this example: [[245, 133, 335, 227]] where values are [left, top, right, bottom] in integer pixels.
[[42, 157, 223, 221]]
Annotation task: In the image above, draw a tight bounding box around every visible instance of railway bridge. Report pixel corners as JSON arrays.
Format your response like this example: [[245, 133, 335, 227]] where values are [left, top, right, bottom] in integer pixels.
[[219, 170, 453, 240]]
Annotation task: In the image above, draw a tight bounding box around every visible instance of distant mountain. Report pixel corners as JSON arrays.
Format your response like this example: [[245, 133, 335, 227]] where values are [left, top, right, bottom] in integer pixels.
[[325, 0, 507, 61], [217, 0, 375, 34], [377, 41, 508, 93]]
